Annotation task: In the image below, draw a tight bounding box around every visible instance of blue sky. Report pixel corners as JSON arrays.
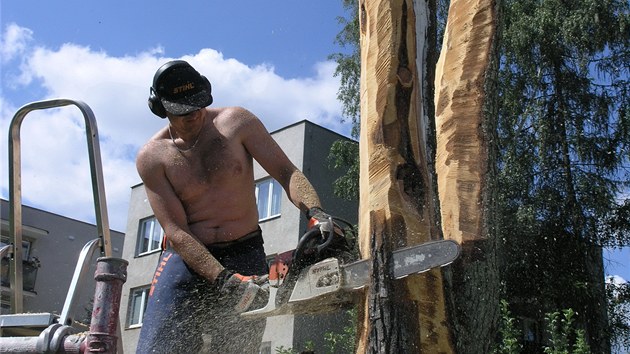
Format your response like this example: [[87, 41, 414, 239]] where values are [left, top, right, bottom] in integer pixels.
[[1, 0, 351, 229], [1, 1, 628, 283]]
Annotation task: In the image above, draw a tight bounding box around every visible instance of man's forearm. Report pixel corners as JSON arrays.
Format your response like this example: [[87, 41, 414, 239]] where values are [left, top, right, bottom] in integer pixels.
[[170, 231, 225, 282], [287, 171, 321, 214]]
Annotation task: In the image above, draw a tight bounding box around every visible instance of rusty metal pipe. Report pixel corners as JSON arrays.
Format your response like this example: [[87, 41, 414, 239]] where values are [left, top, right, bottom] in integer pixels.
[[84, 257, 128, 353], [0, 325, 86, 353]]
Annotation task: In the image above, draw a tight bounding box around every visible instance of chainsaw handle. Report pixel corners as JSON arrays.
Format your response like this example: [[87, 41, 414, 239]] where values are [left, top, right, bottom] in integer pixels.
[[294, 228, 323, 261], [296, 218, 336, 258], [315, 218, 335, 254]]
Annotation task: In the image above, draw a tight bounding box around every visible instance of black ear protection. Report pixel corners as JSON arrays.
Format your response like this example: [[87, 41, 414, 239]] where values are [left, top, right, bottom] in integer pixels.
[[148, 86, 168, 118], [147, 60, 212, 118]]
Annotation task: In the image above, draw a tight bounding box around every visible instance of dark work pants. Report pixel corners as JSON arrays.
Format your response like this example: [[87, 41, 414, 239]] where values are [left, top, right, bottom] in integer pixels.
[[136, 230, 268, 354]]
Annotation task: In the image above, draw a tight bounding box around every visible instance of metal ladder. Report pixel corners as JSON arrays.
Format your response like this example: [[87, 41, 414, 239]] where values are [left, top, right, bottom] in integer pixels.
[[1, 99, 113, 335]]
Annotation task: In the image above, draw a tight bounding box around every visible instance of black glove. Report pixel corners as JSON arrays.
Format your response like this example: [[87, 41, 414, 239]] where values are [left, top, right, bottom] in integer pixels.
[[306, 207, 332, 229], [304, 208, 356, 262], [214, 269, 270, 313]]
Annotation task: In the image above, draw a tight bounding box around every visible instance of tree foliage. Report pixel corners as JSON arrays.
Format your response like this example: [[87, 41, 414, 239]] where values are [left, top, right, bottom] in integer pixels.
[[494, 300, 523, 354], [328, 139, 359, 201], [329, 0, 361, 139], [543, 309, 591, 354], [496, 0, 629, 350], [494, 301, 593, 354], [497, 0, 630, 246], [327, 0, 361, 202], [606, 277, 630, 351]]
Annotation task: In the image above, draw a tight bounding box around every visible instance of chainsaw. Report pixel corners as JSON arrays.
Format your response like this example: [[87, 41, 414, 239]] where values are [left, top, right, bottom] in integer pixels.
[[242, 215, 461, 319]]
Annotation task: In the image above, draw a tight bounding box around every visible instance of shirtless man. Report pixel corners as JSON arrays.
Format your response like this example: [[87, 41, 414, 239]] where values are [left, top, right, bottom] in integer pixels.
[[135, 60, 329, 353]]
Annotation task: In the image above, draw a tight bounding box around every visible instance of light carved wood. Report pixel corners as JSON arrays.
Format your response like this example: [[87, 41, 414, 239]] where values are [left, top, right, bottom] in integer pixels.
[[434, 0, 496, 244], [357, 0, 454, 352]]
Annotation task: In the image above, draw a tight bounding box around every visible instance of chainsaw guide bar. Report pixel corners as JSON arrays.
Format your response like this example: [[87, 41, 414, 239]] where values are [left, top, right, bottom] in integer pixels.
[[242, 239, 460, 319]]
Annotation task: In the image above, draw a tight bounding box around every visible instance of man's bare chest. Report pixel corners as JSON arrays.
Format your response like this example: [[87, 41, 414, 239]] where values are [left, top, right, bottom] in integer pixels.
[[163, 138, 251, 197]]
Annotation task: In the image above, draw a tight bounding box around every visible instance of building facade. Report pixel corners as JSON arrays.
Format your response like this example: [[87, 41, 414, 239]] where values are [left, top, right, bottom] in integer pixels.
[[119, 120, 358, 353], [0, 199, 125, 328]]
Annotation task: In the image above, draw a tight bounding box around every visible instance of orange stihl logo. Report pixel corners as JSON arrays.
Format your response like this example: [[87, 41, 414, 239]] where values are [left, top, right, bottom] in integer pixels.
[[149, 253, 173, 296], [173, 83, 195, 94]]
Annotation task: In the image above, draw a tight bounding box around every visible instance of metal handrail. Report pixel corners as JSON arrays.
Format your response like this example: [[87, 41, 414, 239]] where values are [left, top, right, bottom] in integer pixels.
[[59, 238, 101, 326], [0, 245, 11, 259], [7, 99, 112, 314]]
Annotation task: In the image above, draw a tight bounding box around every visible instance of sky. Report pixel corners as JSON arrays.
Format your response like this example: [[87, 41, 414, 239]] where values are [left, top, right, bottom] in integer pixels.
[[1, 1, 628, 283]]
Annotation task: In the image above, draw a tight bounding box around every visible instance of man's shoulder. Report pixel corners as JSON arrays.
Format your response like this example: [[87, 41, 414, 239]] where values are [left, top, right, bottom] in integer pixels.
[[213, 106, 255, 122], [212, 106, 259, 132], [137, 129, 169, 163], [143, 127, 169, 147]]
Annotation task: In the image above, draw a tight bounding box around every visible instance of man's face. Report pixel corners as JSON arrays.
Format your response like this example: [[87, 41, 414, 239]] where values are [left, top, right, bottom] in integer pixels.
[[167, 109, 204, 133]]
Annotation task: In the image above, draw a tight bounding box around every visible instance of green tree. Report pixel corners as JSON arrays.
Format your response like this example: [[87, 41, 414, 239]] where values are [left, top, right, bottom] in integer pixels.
[[543, 309, 591, 354], [496, 0, 629, 351], [327, 0, 361, 202], [494, 301, 593, 353], [606, 277, 630, 351], [494, 300, 523, 354], [329, 0, 361, 139]]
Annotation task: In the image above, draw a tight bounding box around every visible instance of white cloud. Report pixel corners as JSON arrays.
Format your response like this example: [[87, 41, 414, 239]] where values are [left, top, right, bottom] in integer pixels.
[[607, 275, 628, 285], [0, 23, 33, 63], [0, 24, 345, 231]]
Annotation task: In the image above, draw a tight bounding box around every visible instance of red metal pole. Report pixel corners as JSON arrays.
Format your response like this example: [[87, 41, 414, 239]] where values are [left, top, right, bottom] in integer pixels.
[[83, 257, 128, 353]]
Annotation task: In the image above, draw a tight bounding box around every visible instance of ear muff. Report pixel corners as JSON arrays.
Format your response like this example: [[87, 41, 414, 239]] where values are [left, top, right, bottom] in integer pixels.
[[201, 76, 212, 105], [147, 60, 212, 118], [148, 86, 167, 118]]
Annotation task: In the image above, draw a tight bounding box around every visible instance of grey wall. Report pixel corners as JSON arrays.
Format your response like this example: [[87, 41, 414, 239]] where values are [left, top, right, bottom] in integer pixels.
[[254, 122, 306, 255], [118, 184, 159, 354], [0, 198, 125, 324]]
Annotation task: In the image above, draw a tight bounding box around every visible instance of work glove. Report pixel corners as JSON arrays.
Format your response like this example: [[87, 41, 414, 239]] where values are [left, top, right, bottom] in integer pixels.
[[306, 206, 332, 230], [215, 269, 270, 313], [304, 207, 356, 264]]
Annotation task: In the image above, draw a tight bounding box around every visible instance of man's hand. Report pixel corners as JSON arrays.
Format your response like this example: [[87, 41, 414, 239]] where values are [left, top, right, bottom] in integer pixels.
[[215, 269, 270, 313], [306, 207, 332, 230]]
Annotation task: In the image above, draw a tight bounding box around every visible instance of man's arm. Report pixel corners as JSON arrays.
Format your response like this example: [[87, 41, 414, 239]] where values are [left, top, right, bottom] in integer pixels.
[[237, 110, 322, 215], [135, 144, 224, 282]]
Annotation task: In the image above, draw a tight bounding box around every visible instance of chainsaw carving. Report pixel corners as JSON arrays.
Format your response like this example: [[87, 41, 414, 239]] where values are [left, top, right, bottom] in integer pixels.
[[435, 0, 496, 244], [358, 0, 497, 352]]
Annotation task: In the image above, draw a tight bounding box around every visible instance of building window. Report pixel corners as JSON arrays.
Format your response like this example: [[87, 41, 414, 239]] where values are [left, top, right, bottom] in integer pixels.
[[259, 341, 272, 354], [256, 178, 282, 221], [1, 239, 35, 291], [0, 238, 32, 260], [128, 286, 150, 327], [137, 216, 163, 256], [1, 294, 10, 312]]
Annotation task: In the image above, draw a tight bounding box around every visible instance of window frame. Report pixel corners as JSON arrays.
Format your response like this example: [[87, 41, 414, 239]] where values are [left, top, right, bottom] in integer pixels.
[[127, 285, 150, 328], [0, 237, 32, 260], [136, 216, 164, 257], [255, 178, 282, 221]]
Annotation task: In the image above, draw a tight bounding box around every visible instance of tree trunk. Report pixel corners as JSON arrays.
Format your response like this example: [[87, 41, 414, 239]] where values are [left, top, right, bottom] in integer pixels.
[[434, 0, 501, 351], [357, 0, 455, 352]]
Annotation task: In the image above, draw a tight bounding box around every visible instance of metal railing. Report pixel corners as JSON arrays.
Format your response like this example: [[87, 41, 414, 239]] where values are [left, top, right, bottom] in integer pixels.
[[7, 98, 112, 314]]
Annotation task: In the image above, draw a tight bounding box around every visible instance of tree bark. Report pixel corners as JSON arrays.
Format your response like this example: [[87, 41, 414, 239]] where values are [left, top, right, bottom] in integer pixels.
[[357, 0, 454, 352]]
